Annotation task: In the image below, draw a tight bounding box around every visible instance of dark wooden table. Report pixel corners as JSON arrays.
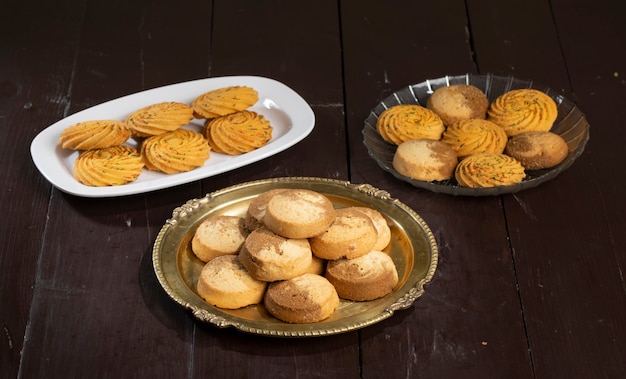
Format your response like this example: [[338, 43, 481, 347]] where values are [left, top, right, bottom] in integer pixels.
[[2, 0, 625, 377]]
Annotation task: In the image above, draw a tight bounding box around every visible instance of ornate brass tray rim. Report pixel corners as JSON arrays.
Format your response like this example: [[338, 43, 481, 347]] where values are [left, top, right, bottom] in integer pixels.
[[152, 177, 438, 337]]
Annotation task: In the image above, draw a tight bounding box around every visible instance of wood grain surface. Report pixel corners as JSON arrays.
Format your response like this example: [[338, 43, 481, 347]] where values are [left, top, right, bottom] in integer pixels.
[[1, 0, 624, 378]]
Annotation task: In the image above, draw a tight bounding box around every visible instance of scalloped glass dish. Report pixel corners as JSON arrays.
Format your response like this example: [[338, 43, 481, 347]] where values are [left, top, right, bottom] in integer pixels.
[[30, 76, 315, 198], [152, 177, 438, 337], [363, 74, 590, 196]]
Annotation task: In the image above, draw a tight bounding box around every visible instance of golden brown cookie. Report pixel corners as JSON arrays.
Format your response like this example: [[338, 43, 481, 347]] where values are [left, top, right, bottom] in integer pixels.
[[487, 89, 558, 136], [59, 120, 131, 150], [191, 216, 249, 263], [426, 84, 489, 126], [204, 110, 272, 155], [442, 118, 508, 158], [264, 274, 339, 323], [74, 145, 144, 186], [376, 104, 445, 145], [349, 207, 391, 251], [309, 207, 378, 260], [263, 189, 336, 239], [239, 227, 313, 282], [306, 255, 327, 276], [325, 250, 398, 301], [141, 129, 210, 174], [504, 131, 569, 170], [196, 255, 267, 309], [192, 86, 259, 119], [392, 139, 458, 182], [125, 101, 194, 137], [455, 153, 526, 188], [244, 189, 289, 231]]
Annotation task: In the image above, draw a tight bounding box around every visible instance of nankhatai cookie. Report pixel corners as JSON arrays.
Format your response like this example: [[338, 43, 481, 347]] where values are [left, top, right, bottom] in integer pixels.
[[310, 208, 378, 260], [191, 215, 249, 263], [192, 86, 259, 119], [442, 118, 508, 158], [325, 250, 398, 301], [141, 129, 210, 174], [376, 104, 445, 145], [505, 131, 568, 170], [455, 153, 526, 188], [264, 273, 339, 323], [125, 101, 194, 137], [196, 255, 267, 309], [487, 89, 558, 136], [350, 207, 391, 251], [244, 189, 288, 231], [239, 227, 313, 282], [59, 120, 131, 150], [306, 255, 327, 276], [426, 84, 489, 126], [263, 189, 336, 239], [204, 110, 272, 155], [392, 139, 458, 182], [74, 145, 144, 186]]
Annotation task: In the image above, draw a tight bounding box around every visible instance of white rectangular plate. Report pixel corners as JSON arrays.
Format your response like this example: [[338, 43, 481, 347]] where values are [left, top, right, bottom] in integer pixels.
[[30, 76, 315, 197]]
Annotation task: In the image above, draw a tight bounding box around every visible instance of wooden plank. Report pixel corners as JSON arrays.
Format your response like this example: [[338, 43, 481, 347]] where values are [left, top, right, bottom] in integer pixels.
[[341, 0, 532, 377], [191, 1, 358, 377], [469, 0, 626, 377], [17, 0, 212, 376], [203, 0, 349, 192], [5, 0, 623, 378], [0, 1, 85, 376]]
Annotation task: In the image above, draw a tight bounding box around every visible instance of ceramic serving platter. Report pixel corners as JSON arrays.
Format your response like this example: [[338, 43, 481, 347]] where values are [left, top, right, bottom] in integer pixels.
[[30, 76, 315, 197]]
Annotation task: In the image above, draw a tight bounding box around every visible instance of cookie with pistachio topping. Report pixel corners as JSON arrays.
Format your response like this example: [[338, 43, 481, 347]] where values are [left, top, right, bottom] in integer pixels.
[[204, 110, 272, 155], [74, 145, 144, 186], [442, 118, 507, 158], [487, 89, 558, 137], [376, 104, 444, 145], [141, 129, 210, 174], [125, 101, 194, 137], [59, 120, 131, 150], [192, 86, 259, 119], [455, 153, 526, 188]]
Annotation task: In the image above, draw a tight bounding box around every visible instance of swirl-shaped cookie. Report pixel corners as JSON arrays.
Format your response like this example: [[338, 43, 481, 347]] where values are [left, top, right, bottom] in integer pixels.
[[204, 110, 273, 155], [192, 86, 259, 119], [455, 153, 526, 188], [487, 89, 558, 136], [74, 145, 144, 186], [125, 101, 194, 137], [442, 119, 508, 158], [141, 129, 210, 174], [59, 120, 131, 150], [376, 104, 444, 145]]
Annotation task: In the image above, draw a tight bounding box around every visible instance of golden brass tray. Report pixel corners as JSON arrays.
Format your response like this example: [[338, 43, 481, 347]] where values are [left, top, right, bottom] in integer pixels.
[[152, 177, 438, 337]]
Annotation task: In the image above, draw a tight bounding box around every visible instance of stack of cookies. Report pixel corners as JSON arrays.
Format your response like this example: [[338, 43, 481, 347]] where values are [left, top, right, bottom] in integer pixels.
[[57, 85, 273, 187], [379, 83, 568, 188], [59, 120, 143, 186], [191, 188, 399, 324]]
